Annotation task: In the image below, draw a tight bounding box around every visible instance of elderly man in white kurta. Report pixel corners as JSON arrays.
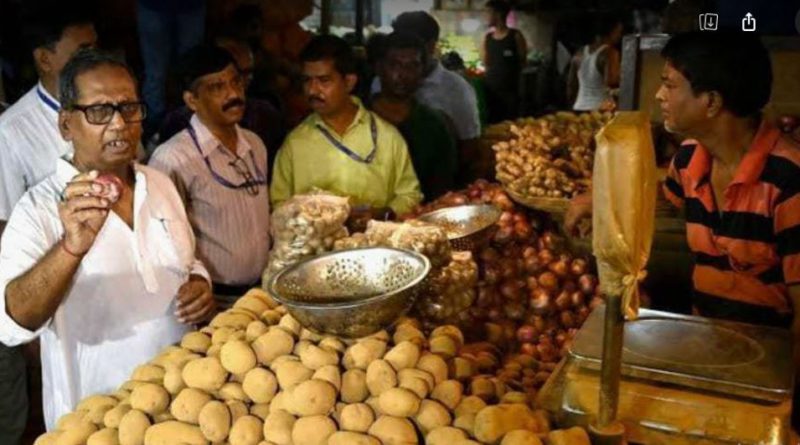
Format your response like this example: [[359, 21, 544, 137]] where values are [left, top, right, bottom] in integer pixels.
[[0, 50, 215, 430]]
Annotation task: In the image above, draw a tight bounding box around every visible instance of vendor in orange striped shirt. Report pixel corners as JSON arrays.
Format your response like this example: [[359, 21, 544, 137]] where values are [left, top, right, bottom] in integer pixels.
[[658, 31, 800, 328]]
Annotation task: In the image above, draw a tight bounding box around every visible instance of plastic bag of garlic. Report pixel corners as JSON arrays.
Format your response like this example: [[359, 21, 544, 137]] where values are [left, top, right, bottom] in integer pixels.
[[263, 192, 351, 282]]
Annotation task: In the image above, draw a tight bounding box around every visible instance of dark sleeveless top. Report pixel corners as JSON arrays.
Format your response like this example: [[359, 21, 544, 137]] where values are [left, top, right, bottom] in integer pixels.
[[485, 29, 521, 90]]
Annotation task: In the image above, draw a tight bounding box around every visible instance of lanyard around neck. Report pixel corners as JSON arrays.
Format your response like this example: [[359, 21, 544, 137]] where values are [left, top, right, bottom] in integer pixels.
[[37, 86, 60, 112], [316, 113, 378, 164], [186, 124, 266, 189]]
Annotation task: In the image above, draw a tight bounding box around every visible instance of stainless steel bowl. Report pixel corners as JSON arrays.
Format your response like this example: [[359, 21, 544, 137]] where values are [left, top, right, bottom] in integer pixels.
[[267, 247, 431, 338], [416, 204, 502, 251]]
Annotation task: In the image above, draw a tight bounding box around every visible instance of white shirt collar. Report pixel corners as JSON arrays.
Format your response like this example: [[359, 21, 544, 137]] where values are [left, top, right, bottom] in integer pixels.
[[189, 114, 251, 158], [35, 81, 61, 114]]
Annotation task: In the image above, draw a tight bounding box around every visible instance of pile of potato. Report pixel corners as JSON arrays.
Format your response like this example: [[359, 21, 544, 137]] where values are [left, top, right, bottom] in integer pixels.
[[492, 111, 612, 199], [35, 287, 592, 445]]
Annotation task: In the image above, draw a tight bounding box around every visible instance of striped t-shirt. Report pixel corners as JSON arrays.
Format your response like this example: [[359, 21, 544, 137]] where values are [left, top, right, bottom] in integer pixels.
[[663, 122, 800, 322]]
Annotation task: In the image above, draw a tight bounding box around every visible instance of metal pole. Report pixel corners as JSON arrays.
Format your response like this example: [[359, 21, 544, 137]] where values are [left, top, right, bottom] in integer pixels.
[[321, 0, 333, 35], [589, 296, 626, 445], [355, 0, 365, 45]]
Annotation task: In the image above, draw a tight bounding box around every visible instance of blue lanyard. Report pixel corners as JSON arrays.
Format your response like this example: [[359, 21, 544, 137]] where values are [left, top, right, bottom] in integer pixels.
[[36, 86, 60, 112], [316, 114, 378, 164], [186, 125, 266, 190]]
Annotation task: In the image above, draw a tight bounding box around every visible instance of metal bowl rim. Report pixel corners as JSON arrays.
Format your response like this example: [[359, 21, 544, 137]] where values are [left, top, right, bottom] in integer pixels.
[[267, 246, 431, 310], [416, 204, 502, 239]]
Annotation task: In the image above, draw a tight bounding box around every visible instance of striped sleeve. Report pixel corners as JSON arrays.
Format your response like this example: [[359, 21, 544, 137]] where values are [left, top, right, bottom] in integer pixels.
[[662, 146, 694, 209], [773, 158, 800, 285]]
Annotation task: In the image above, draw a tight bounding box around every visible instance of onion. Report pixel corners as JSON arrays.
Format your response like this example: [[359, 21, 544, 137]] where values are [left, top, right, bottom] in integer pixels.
[[519, 342, 538, 357], [576, 306, 591, 324], [548, 259, 569, 278], [500, 280, 522, 301], [537, 249, 554, 266], [468, 187, 482, 199], [555, 331, 568, 347], [524, 256, 542, 274], [536, 343, 557, 362], [560, 311, 576, 329], [529, 288, 553, 315], [483, 266, 500, 285], [531, 315, 546, 333], [537, 272, 559, 291], [499, 211, 514, 225], [499, 260, 517, 280], [476, 286, 496, 307], [493, 226, 514, 244], [505, 302, 526, 320], [570, 258, 588, 276], [516, 325, 538, 343], [526, 276, 539, 291], [487, 307, 504, 322], [570, 291, 585, 308], [539, 231, 559, 251], [578, 274, 598, 295], [522, 246, 537, 259], [562, 281, 577, 293], [514, 221, 532, 240], [480, 247, 500, 263], [554, 291, 571, 311]]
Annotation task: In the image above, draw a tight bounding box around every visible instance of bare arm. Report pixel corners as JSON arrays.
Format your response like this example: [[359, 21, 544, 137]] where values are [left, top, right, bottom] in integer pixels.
[[566, 53, 581, 107], [5, 172, 110, 331], [604, 47, 621, 89]]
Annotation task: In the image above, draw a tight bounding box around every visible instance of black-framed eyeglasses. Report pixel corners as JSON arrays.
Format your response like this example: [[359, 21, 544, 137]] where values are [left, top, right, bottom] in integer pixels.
[[68, 102, 147, 125], [227, 156, 263, 196], [187, 125, 266, 196]]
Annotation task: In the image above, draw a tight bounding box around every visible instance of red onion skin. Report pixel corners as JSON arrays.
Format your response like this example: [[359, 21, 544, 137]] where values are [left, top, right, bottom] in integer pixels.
[[538, 272, 559, 292], [579, 274, 598, 296], [516, 325, 537, 343]]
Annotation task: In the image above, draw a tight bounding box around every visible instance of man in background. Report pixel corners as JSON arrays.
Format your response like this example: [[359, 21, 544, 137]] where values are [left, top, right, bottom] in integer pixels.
[[371, 32, 457, 201], [482, 0, 527, 123]]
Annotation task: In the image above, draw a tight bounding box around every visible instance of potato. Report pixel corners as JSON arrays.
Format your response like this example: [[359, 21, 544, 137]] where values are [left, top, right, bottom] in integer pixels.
[[219, 382, 250, 402], [181, 332, 212, 354], [431, 380, 463, 410], [429, 336, 458, 359], [77, 395, 117, 413], [242, 368, 278, 404], [118, 409, 150, 445], [278, 314, 302, 337], [229, 415, 264, 445], [235, 294, 271, 316], [268, 391, 290, 413], [339, 403, 374, 433], [205, 344, 222, 358], [269, 354, 299, 371], [57, 411, 88, 430], [170, 388, 212, 424], [328, 431, 381, 445], [143, 421, 207, 445], [398, 369, 434, 399], [250, 403, 271, 420], [342, 369, 369, 403], [364, 330, 391, 342], [501, 430, 544, 445], [263, 410, 295, 445], [113, 390, 131, 403], [34, 432, 61, 445], [86, 428, 118, 445], [454, 396, 487, 417], [245, 320, 269, 341], [473, 404, 539, 443], [221, 340, 257, 374], [393, 324, 425, 346], [152, 412, 175, 423], [426, 426, 467, 445], [182, 357, 229, 392], [274, 360, 313, 389], [531, 410, 550, 433], [366, 359, 398, 396], [343, 339, 387, 370], [120, 381, 146, 392], [129, 383, 169, 416], [211, 312, 253, 330], [163, 366, 186, 395], [104, 403, 131, 429], [299, 328, 323, 343], [413, 400, 451, 434], [252, 329, 295, 365], [501, 392, 528, 405], [384, 341, 420, 371], [131, 365, 165, 384], [368, 416, 418, 445], [242, 288, 278, 308], [198, 401, 231, 443], [299, 344, 339, 370], [450, 357, 476, 381], [54, 420, 97, 445], [85, 403, 118, 426], [365, 396, 382, 415], [378, 388, 421, 417], [212, 327, 245, 345], [453, 414, 476, 437], [293, 340, 313, 357], [227, 400, 249, 422], [547, 427, 590, 445], [430, 326, 464, 348], [291, 415, 336, 445], [312, 365, 341, 391], [285, 379, 337, 416], [470, 377, 496, 402], [416, 354, 448, 385], [260, 310, 282, 325], [318, 337, 346, 354]]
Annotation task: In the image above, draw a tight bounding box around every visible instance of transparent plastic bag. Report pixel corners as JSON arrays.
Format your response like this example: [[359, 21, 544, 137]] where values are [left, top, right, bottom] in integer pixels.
[[416, 251, 478, 321], [387, 221, 452, 268], [263, 192, 351, 282], [592, 112, 657, 319], [364, 220, 404, 246]]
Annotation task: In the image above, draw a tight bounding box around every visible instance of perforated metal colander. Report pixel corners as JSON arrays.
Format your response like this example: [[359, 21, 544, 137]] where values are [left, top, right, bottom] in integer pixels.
[[267, 247, 430, 338], [416, 204, 502, 251]]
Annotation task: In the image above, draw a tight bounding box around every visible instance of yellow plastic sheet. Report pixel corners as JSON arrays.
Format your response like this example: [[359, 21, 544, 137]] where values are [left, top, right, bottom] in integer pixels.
[[592, 112, 657, 320]]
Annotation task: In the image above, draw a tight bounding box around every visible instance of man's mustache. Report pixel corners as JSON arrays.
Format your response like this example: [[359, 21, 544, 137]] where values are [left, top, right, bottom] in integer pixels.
[[308, 96, 325, 105], [222, 98, 245, 111]]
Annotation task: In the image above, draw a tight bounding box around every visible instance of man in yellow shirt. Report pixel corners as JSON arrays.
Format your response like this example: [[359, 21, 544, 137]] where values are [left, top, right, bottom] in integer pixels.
[[270, 35, 423, 218]]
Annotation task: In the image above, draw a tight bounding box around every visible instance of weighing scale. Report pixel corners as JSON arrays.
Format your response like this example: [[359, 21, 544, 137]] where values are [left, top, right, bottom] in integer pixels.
[[538, 306, 794, 444]]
